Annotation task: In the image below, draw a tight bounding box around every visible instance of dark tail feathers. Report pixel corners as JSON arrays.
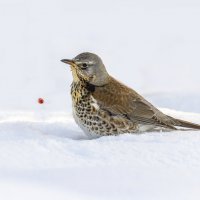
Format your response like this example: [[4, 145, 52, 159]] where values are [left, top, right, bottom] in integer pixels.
[[168, 116, 200, 130]]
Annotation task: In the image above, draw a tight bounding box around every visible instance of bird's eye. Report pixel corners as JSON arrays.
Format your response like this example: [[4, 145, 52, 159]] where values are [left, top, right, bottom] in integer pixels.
[[81, 63, 87, 69]]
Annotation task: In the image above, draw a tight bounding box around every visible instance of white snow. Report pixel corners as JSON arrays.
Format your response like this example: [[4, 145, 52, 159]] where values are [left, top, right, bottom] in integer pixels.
[[0, 110, 200, 200], [1, 0, 200, 199]]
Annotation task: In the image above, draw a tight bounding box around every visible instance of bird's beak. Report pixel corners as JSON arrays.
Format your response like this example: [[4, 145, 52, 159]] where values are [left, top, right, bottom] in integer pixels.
[[60, 59, 75, 66]]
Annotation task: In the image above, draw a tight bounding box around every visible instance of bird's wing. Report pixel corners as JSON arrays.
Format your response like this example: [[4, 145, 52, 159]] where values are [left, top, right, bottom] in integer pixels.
[[92, 77, 176, 129]]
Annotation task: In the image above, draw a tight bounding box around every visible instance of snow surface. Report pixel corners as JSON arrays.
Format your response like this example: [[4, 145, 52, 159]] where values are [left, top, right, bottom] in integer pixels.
[[0, 110, 200, 200], [1, 0, 200, 199]]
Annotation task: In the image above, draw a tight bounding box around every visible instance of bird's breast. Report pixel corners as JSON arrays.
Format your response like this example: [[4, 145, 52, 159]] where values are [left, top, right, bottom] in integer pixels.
[[70, 81, 139, 137]]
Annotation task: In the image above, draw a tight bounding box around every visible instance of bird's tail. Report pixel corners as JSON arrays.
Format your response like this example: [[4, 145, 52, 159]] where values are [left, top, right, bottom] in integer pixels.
[[167, 116, 200, 130]]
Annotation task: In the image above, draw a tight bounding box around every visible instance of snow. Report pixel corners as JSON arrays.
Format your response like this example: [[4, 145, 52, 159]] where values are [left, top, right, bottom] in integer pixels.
[[1, 0, 200, 199], [0, 110, 200, 200]]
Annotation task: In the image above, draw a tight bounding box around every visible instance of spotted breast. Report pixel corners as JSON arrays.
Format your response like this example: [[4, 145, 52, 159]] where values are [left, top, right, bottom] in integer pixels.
[[71, 81, 138, 137]]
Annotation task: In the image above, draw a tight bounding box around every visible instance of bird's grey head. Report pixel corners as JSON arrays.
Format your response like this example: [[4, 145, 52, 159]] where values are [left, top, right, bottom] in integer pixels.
[[61, 52, 109, 86]]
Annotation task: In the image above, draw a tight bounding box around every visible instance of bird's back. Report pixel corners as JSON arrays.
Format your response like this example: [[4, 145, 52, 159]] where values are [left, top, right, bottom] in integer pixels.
[[92, 76, 200, 131]]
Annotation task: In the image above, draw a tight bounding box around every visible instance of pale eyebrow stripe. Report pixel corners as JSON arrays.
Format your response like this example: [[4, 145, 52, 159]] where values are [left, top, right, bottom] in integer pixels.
[[74, 61, 93, 65]]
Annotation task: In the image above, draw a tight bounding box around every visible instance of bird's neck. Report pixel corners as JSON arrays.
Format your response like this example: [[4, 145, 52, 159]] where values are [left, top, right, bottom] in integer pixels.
[[71, 80, 95, 93], [71, 66, 79, 82]]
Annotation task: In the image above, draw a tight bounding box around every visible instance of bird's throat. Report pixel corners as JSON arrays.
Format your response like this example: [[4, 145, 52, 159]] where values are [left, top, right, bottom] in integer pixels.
[[71, 66, 80, 82]]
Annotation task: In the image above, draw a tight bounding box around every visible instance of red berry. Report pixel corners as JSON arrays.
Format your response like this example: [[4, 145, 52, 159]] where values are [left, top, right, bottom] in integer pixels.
[[38, 98, 44, 104]]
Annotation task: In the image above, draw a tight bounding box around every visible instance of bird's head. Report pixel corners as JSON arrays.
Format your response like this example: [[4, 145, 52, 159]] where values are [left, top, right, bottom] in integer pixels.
[[61, 52, 109, 86]]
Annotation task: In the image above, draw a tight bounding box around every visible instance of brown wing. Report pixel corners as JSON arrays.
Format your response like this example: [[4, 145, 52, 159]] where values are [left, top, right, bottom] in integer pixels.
[[92, 76, 177, 129]]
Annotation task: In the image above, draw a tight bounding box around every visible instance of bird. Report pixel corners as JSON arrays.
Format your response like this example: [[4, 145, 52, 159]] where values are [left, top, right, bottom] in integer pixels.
[[61, 52, 200, 137]]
